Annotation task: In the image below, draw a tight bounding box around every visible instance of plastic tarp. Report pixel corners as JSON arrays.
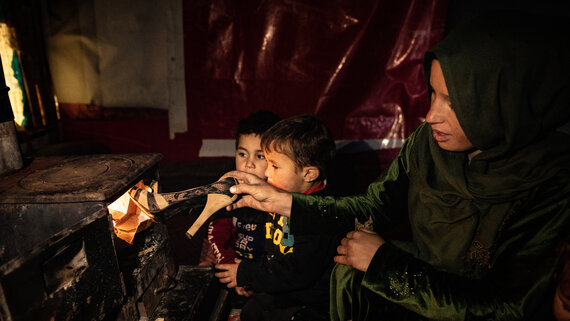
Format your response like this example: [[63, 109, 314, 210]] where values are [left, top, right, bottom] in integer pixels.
[[184, 0, 448, 157], [55, 0, 447, 161]]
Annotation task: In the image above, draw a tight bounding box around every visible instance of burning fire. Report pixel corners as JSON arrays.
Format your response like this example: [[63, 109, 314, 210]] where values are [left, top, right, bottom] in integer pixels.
[[108, 180, 156, 244]]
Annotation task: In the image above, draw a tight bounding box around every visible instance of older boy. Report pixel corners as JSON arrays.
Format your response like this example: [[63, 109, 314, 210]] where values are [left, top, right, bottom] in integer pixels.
[[215, 114, 341, 321], [206, 110, 280, 319], [208, 110, 280, 267]]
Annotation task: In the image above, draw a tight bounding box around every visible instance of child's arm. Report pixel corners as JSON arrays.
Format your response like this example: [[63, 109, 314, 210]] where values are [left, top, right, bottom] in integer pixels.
[[208, 217, 237, 264], [215, 261, 239, 288], [215, 259, 254, 297]]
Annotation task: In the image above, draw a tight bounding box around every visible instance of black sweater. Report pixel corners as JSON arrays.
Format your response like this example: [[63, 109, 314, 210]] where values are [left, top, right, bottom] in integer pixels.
[[236, 188, 343, 308]]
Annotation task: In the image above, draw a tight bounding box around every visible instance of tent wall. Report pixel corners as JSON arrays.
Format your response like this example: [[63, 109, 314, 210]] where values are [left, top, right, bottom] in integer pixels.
[[6, 0, 450, 161]]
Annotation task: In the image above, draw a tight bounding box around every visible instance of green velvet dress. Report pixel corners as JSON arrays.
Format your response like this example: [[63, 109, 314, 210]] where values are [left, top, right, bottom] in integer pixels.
[[289, 11, 570, 320]]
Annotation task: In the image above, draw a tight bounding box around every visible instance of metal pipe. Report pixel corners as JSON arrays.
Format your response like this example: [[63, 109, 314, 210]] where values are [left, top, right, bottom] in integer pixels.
[[0, 62, 23, 175]]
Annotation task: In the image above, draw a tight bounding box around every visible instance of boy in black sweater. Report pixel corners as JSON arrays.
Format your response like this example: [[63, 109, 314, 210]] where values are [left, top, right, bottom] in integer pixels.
[[215, 114, 341, 321]]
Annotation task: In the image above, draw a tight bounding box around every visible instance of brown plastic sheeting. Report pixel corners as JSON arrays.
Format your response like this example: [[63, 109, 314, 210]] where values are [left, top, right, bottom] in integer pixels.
[[183, 0, 448, 142]]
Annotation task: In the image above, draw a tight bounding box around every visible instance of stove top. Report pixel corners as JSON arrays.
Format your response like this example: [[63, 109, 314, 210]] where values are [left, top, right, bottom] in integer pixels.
[[0, 153, 162, 267], [0, 153, 162, 203]]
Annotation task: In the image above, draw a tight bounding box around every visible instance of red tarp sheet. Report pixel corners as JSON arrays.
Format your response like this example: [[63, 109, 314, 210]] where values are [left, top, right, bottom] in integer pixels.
[[61, 0, 448, 161], [185, 0, 447, 139]]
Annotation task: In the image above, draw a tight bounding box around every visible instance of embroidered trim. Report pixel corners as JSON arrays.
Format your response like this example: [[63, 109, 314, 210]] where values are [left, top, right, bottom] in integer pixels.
[[464, 198, 524, 275]]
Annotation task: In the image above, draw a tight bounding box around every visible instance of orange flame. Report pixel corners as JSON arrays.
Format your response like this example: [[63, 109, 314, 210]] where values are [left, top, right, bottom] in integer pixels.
[[108, 180, 155, 244]]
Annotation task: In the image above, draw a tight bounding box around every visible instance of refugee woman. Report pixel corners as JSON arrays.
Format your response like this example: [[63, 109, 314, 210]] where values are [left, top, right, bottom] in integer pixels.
[[227, 10, 570, 320]]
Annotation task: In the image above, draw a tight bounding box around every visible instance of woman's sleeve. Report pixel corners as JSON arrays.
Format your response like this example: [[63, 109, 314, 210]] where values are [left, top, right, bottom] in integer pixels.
[[361, 181, 570, 320], [290, 131, 418, 235]]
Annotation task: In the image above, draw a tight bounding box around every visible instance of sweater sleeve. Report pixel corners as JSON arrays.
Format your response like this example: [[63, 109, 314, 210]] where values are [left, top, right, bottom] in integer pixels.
[[208, 217, 236, 264], [361, 180, 570, 320], [236, 231, 341, 293]]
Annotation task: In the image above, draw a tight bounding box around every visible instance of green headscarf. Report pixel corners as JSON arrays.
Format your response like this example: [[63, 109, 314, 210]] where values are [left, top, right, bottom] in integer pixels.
[[424, 10, 570, 203], [409, 11, 570, 274]]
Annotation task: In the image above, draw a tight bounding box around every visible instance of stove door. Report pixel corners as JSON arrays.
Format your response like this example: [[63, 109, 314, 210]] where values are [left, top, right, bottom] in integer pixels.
[[0, 207, 124, 321]]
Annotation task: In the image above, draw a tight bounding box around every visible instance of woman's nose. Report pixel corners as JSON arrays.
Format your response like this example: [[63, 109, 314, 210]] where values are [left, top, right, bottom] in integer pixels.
[[425, 101, 442, 124]]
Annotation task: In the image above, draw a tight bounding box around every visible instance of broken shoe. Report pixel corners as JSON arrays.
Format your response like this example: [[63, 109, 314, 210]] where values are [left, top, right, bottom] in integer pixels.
[[128, 176, 238, 223], [185, 179, 240, 239]]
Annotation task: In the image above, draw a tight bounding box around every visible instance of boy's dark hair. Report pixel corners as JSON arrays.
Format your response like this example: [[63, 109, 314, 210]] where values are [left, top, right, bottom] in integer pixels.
[[235, 110, 281, 148], [261, 114, 336, 182]]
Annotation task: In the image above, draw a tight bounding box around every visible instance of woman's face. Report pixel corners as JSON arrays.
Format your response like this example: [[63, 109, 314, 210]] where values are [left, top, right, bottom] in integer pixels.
[[426, 60, 474, 152]]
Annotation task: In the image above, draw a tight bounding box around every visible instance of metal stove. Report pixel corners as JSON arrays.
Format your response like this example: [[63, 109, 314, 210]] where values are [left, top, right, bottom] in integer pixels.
[[0, 153, 177, 321]]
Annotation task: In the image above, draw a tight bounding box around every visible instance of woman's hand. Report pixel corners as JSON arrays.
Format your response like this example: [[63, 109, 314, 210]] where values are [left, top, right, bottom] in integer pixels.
[[553, 247, 570, 321], [334, 230, 385, 272], [224, 170, 293, 217]]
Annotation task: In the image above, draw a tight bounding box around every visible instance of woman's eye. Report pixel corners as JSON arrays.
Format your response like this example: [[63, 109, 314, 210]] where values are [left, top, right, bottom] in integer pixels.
[[256, 154, 266, 160], [237, 152, 246, 158]]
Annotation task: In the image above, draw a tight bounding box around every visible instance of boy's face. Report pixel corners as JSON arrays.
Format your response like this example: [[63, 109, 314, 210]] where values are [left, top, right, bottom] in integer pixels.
[[235, 134, 267, 179], [264, 148, 311, 193]]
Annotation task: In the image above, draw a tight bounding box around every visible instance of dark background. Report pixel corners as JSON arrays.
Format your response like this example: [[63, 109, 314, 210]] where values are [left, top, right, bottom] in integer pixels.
[[1, 0, 566, 265]]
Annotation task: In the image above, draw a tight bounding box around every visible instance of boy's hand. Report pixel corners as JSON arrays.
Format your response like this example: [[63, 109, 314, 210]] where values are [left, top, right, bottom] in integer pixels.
[[224, 170, 293, 217], [215, 259, 241, 289], [334, 230, 385, 272], [235, 286, 253, 297]]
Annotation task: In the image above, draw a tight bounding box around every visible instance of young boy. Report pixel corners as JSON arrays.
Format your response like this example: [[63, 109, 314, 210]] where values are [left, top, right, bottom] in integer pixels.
[[208, 110, 281, 264], [206, 110, 280, 310], [215, 114, 341, 321]]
